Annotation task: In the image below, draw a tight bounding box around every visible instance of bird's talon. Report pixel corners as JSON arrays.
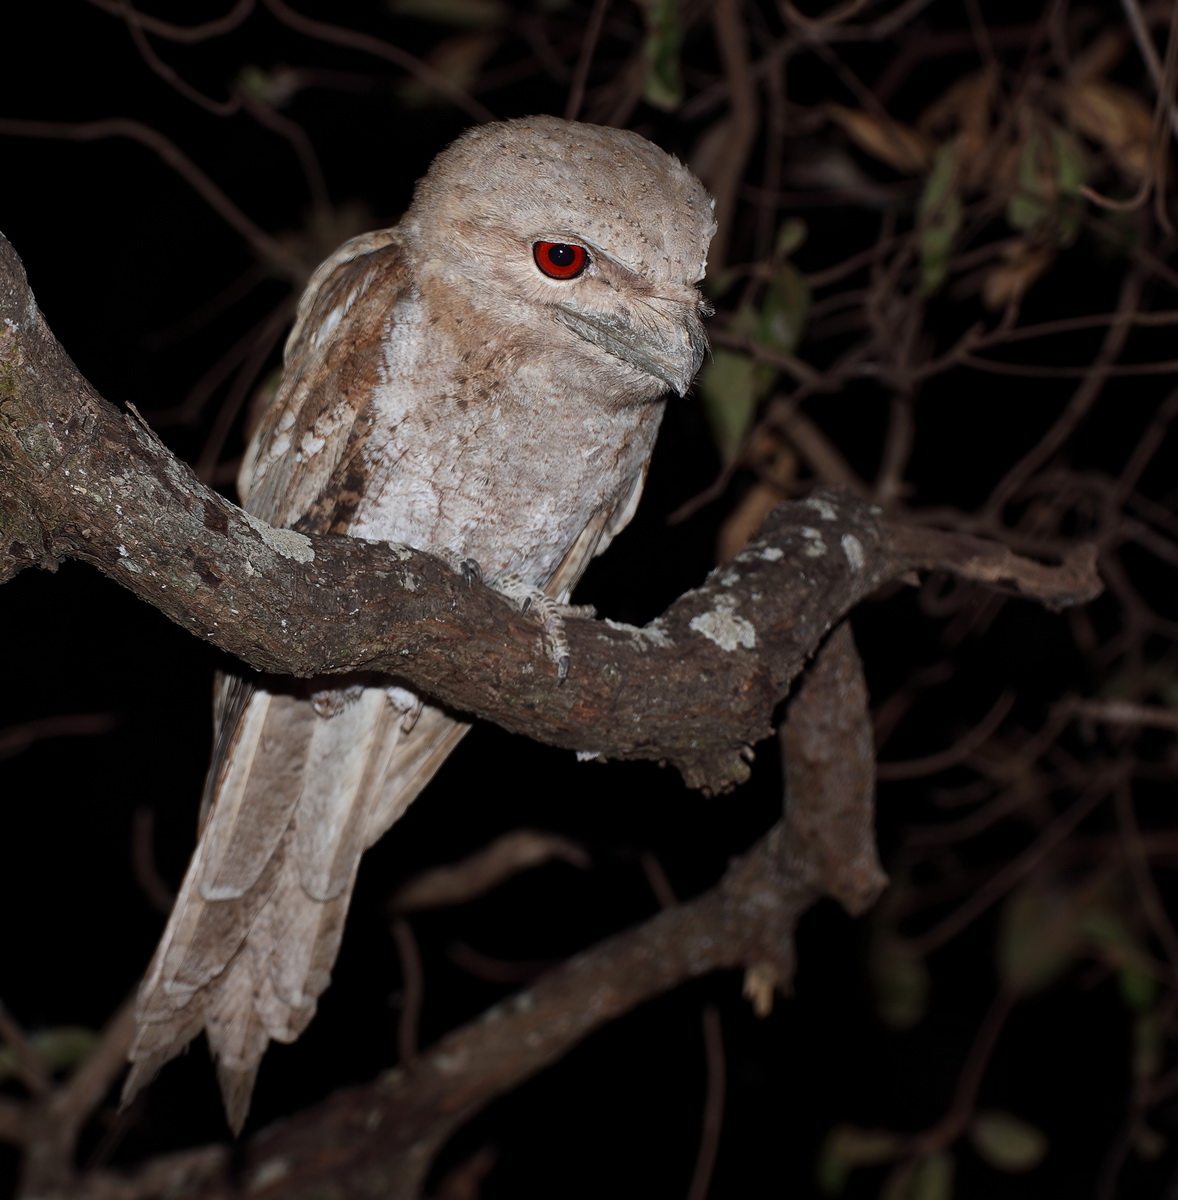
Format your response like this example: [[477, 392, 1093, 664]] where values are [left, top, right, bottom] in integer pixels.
[[497, 576, 573, 678]]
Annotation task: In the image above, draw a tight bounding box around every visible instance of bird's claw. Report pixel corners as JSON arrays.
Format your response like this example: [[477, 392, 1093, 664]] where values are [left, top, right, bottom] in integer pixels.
[[498, 575, 573, 682]]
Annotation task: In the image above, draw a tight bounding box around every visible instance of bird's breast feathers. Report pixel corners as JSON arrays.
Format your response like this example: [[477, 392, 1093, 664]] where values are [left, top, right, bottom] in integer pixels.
[[346, 289, 667, 587]]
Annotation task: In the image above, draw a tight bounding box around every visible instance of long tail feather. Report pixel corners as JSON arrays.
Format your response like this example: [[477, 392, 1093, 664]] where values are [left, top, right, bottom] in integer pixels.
[[124, 684, 466, 1130]]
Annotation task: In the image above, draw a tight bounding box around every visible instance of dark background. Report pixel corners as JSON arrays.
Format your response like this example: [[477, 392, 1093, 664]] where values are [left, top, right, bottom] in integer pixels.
[[2, 2, 1177, 1197]]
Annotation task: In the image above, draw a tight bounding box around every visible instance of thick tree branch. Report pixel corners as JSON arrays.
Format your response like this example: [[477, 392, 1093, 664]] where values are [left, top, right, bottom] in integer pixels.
[[0, 232, 1102, 793], [38, 823, 801, 1200], [22, 622, 887, 1200]]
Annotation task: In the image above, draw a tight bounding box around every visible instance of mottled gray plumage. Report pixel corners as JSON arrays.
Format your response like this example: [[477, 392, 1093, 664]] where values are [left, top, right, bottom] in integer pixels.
[[124, 115, 715, 1131]]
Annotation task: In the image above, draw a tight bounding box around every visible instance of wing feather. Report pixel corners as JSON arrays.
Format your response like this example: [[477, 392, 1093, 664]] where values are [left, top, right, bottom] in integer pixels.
[[127, 232, 426, 1127], [240, 228, 406, 532]]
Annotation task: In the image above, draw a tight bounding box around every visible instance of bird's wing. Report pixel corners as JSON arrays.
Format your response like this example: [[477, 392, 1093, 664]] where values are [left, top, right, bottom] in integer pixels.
[[126, 229, 475, 1131], [240, 227, 405, 533]]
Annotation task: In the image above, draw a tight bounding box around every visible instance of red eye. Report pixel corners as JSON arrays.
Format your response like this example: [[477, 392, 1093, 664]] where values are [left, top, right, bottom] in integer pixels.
[[533, 241, 588, 279]]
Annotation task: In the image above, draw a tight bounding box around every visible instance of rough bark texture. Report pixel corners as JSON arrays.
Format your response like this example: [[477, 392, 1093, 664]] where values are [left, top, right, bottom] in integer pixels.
[[0, 232, 1101, 796]]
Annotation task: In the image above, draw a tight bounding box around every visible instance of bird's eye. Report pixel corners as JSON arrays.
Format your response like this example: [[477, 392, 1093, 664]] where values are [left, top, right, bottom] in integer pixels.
[[533, 241, 589, 280]]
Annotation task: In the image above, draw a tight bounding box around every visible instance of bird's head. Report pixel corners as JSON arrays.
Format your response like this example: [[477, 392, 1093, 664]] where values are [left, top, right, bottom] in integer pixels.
[[403, 115, 716, 402]]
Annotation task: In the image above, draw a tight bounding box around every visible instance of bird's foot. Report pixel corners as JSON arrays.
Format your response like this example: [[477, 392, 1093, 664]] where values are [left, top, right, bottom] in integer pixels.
[[438, 550, 484, 588], [385, 685, 425, 732], [497, 577, 595, 683], [310, 683, 365, 718]]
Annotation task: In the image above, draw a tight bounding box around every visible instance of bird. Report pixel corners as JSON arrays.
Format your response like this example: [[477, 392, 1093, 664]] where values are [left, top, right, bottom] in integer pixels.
[[124, 114, 715, 1132]]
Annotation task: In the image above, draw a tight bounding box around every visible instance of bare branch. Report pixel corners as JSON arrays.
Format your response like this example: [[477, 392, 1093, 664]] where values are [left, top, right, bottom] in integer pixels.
[[0, 119, 298, 279], [49, 820, 811, 1200]]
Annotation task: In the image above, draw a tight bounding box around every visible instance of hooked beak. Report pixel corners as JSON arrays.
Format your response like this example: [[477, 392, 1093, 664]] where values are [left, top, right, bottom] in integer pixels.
[[554, 301, 708, 397]]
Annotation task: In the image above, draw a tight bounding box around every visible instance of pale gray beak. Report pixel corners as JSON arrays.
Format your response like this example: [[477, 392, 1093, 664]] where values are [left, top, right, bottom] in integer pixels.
[[555, 302, 708, 397]]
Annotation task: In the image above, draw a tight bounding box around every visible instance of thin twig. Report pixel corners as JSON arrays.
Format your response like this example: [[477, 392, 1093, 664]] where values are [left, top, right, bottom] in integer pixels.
[[708, 0, 758, 270], [910, 984, 1018, 1156], [84, 0, 254, 41], [1115, 780, 1178, 969], [238, 90, 332, 219], [1066, 698, 1178, 733], [0, 118, 298, 278], [116, 0, 241, 116], [193, 306, 288, 481], [0, 1004, 52, 1098], [0, 714, 116, 762], [640, 855, 729, 1200], [1119, 0, 1178, 146], [982, 270, 1144, 520], [877, 692, 1016, 782], [685, 1005, 727, 1200], [564, 0, 609, 121], [130, 809, 175, 915], [391, 918, 424, 1069], [259, 0, 495, 123], [909, 769, 1120, 955]]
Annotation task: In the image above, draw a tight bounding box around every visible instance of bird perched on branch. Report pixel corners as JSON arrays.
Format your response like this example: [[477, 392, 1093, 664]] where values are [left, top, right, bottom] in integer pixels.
[[124, 115, 715, 1132]]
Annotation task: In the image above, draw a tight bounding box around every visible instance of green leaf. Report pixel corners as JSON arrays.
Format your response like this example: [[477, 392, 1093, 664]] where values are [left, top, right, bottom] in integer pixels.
[[236, 65, 275, 104], [731, 269, 810, 359], [1135, 1125, 1166, 1161], [0, 1025, 97, 1083], [1006, 124, 1087, 244], [1078, 900, 1158, 1012], [1133, 1012, 1163, 1082], [1078, 901, 1136, 949], [816, 1125, 902, 1195], [773, 217, 808, 261], [917, 144, 962, 295], [1119, 962, 1160, 1013], [698, 264, 808, 462], [697, 349, 765, 463], [759, 267, 810, 355], [640, 0, 683, 111], [1049, 126, 1088, 244], [969, 1109, 1048, 1172], [883, 1152, 956, 1200], [397, 32, 498, 107], [1159, 672, 1178, 708], [1052, 125, 1088, 196], [1008, 128, 1049, 233], [997, 879, 1083, 995], [871, 934, 930, 1031]]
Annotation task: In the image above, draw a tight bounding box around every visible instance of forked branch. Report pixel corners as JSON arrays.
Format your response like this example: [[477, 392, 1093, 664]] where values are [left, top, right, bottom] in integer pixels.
[[0, 231, 1101, 796]]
